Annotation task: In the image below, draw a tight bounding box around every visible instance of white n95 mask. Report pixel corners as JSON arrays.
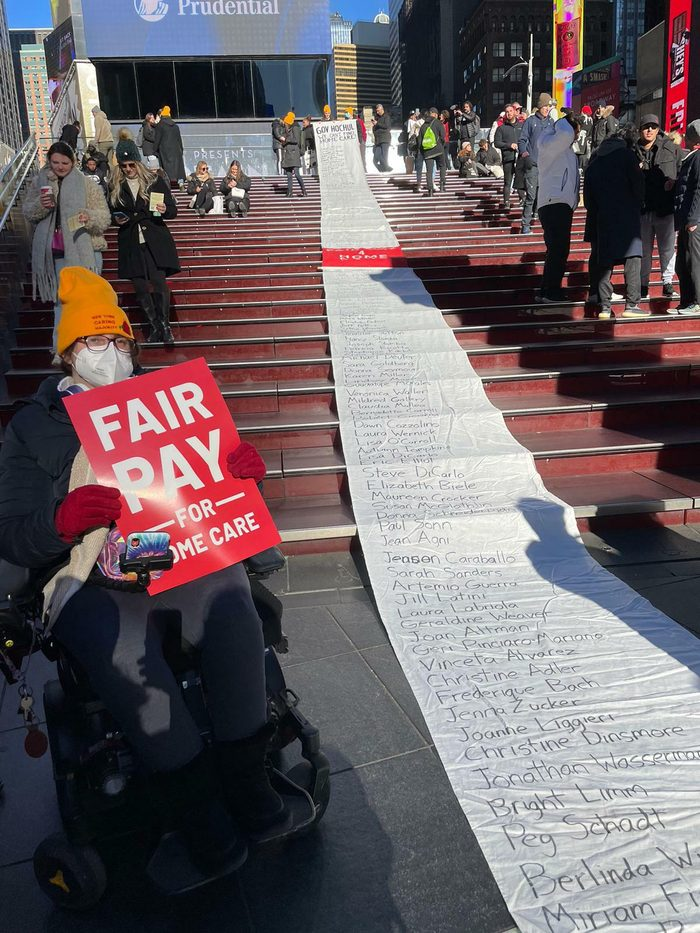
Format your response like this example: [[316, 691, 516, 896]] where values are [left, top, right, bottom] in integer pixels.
[[73, 342, 133, 387]]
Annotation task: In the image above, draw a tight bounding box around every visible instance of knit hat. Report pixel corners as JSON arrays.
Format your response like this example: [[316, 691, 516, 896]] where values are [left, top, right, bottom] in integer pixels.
[[56, 267, 134, 355], [161, 105, 171, 117], [283, 111, 296, 125], [323, 104, 331, 114], [685, 119, 700, 147], [581, 105, 592, 116], [536, 92, 551, 109], [114, 138, 141, 163]]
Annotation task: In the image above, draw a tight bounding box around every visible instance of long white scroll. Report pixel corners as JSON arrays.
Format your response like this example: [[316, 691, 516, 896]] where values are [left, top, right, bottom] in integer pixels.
[[315, 120, 700, 933]]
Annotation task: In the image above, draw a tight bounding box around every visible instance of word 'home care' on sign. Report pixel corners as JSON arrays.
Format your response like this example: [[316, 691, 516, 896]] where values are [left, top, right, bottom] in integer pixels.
[[65, 357, 280, 594]]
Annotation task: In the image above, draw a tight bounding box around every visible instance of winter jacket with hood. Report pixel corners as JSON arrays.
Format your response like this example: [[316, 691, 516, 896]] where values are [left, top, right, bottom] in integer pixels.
[[537, 119, 579, 211], [280, 123, 302, 169], [91, 109, 113, 146], [494, 120, 522, 164], [584, 136, 644, 265], [518, 111, 554, 166], [591, 106, 617, 149], [675, 149, 700, 230], [634, 133, 684, 216]]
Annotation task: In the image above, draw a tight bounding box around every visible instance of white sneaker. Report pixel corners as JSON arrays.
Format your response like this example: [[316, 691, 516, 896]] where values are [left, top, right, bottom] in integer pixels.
[[598, 308, 613, 320], [611, 291, 624, 301], [677, 303, 700, 315]]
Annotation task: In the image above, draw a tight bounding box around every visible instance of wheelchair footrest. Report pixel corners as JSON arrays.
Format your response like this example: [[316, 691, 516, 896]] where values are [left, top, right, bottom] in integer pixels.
[[146, 831, 247, 896], [249, 769, 316, 845]]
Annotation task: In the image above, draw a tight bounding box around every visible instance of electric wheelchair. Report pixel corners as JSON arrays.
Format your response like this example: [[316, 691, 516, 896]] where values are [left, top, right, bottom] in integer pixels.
[[0, 546, 331, 910]]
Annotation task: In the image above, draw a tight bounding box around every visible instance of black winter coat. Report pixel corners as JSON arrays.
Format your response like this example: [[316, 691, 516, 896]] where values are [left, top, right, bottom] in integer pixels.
[[154, 117, 186, 183], [271, 119, 286, 153], [675, 150, 700, 229], [591, 110, 617, 149], [302, 124, 316, 152], [494, 121, 522, 164], [457, 111, 480, 142], [186, 174, 217, 200], [584, 138, 644, 265], [418, 119, 447, 159], [140, 120, 157, 157], [60, 124, 79, 151], [0, 377, 77, 570], [373, 113, 392, 145], [220, 173, 251, 210], [280, 124, 302, 169], [634, 135, 684, 216], [113, 176, 180, 279]]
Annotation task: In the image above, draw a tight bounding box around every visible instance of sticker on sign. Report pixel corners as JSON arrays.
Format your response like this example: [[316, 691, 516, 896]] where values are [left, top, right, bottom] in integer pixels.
[[64, 357, 281, 594]]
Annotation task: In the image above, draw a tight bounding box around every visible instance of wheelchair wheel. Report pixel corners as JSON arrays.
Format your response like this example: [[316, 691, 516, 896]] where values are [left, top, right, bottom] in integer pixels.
[[286, 761, 331, 825], [33, 832, 107, 910]]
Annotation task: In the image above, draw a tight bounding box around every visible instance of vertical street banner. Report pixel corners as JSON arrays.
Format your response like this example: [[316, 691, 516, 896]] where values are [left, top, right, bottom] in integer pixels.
[[553, 0, 584, 109], [665, 0, 693, 135], [64, 357, 281, 594], [316, 120, 700, 931]]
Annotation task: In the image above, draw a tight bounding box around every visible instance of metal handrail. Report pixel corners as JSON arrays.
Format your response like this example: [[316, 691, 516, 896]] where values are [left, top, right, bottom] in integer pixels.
[[0, 137, 39, 234]]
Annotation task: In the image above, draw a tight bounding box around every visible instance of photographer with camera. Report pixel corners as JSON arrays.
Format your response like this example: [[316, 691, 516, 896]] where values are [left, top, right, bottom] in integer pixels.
[[455, 101, 481, 150]]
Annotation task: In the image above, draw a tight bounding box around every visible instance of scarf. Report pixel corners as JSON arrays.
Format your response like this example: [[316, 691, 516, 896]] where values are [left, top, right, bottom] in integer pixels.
[[32, 166, 97, 303]]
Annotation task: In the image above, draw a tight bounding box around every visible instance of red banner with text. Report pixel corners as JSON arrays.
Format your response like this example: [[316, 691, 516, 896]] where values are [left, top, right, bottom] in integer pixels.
[[64, 357, 280, 594]]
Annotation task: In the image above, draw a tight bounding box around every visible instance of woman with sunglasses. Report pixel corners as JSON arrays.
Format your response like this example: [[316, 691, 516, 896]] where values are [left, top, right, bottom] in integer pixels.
[[0, 266, 289, 874], [186, 160, 217, 216], [23, 140, 111, 353], [109, 137, 180, 345]]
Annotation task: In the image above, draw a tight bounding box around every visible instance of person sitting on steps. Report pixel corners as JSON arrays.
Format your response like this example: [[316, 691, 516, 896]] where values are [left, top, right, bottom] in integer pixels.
[[221, 160, 251, 218], [186, 161, 218, 216], [109, 137, 179, 345]]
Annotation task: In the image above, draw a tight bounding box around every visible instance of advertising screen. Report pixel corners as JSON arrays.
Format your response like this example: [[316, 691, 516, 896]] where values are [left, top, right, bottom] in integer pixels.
[[552, 0, 584, 109], [572, 57, 621, 115], [44, 17, 77, 105], [81, 0, 331, 59], [665, 0, 692, 134]]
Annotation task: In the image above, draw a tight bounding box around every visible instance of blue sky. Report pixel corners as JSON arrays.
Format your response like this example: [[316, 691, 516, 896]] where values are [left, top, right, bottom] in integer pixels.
[[6, 0, 387, 29]]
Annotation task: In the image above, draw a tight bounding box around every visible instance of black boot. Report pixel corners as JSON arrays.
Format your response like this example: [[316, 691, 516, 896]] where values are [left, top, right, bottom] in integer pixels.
[[151, 750, 247, 873], [217, 723, 291, 834], [140, 295, 162, 343], [154, 290, 175, 345]]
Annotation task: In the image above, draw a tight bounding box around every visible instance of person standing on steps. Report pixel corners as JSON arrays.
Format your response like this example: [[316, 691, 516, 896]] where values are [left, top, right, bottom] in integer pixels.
[[418, 107, 447, 196], [584, 127, 646, 320], [221, 160, 251, 218], [137, 112, 159, 170], [153, 106, 186, 188], [674, 119, 700, 314], [536, 113, 581, 303], [90, 106, 114, 161], [279, 112, 307, 198], [109, 137, 179, 344], [23, 141, 111, 354], [371, 103, 392, 172], [271, 116, 285, 174], [517, 93, 554, 234], [59, 120, 80, 154], [494, 104, 523, 208], [634, 114, 683, 301]]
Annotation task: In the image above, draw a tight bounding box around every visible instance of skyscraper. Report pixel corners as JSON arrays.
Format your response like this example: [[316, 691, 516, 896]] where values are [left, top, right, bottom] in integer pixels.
[[0, 0, 23, 153], [614, 0, 646, 95], [9, 28, 52, 139], [19, 43, 52, 154], [330, 11, 352, 45]]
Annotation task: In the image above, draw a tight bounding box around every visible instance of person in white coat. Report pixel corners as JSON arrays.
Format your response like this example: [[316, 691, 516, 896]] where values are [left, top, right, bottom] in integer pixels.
[[536, 113, 581, 302]]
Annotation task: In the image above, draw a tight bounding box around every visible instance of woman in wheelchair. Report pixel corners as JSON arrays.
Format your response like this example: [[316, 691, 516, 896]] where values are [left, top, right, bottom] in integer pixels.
[[0, 267, 288, 874]]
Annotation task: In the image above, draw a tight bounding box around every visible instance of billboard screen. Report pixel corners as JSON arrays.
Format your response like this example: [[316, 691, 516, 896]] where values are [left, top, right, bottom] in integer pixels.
[[44, 17, 77, 105], [572, 57, 621, 115], [665, 0, 692, 135], [81, 0, 331, 58], [552, 0, 584, 109]]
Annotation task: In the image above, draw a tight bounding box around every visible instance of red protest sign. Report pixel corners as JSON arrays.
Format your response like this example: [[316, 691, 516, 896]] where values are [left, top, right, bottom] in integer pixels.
[[64, 357, 281, 594]]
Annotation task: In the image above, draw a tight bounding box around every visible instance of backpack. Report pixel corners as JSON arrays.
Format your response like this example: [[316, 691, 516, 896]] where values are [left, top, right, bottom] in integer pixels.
[[421, 122, 438, 151]]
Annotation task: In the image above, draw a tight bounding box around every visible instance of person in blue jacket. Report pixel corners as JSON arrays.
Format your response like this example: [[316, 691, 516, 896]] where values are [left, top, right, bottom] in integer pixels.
[[517, 93, 554, 234]]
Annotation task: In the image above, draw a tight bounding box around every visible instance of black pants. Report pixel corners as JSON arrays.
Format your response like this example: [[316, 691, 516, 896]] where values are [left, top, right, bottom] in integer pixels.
[[676, 225, 700, 307], [502, 161, 515, 204], [53, 564, 267, 773], [284, 166, 306, 195], [131, 243, 171, 324], [425, 152, 447, 191], [538, 203, 573, 298], [589, 240, 642, 309], [373, 143, 391, 172], [415, 150, 425, 188], [227, 198, 248, 217], [192, 189, 214, 213]]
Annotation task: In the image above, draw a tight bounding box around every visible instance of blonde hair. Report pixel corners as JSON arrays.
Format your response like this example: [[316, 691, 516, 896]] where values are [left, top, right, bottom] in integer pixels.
[[109, 160, 158, 207], [668, 131, 683, 146], [196, 160, 209, 173]]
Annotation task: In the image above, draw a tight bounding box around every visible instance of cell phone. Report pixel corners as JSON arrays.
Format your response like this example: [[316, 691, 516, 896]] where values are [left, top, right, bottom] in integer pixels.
[[124, 532, 171, 561], [113, 211, 128, 222]]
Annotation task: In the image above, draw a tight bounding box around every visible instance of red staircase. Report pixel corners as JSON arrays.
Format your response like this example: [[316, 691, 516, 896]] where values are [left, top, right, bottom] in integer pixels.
[[8, 172, 700, 552]]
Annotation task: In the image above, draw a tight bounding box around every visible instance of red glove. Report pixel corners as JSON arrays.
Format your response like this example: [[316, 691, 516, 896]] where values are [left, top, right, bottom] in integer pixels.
[[55, 485, 122, 543], [226, 442, 266, 483]]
